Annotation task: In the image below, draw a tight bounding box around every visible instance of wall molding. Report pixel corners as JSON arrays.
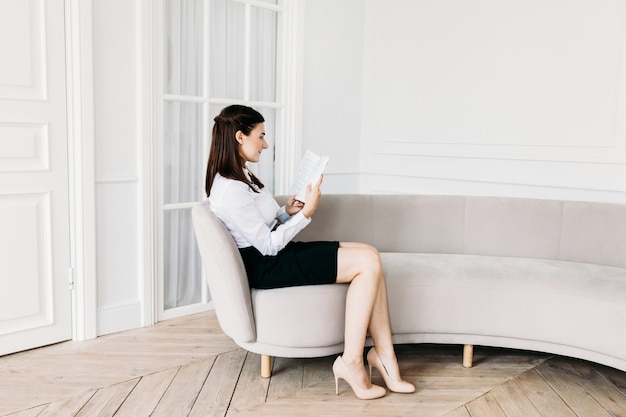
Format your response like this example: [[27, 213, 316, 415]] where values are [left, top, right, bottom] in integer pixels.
[[375, 140, 626, 165], [360, 171, 626, 204], [373, 144, 626, 165], [361, 171, 626, 193]]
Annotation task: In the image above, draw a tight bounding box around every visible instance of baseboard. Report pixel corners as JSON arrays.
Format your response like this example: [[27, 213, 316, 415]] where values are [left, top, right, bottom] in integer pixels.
[[97, 302, 143, 336]]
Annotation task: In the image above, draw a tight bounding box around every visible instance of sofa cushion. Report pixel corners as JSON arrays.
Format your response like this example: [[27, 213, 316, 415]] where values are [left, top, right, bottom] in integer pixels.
[[280, 194, 377, 245], [251, 251, 626, 361], [560, 200, 626, 268], [373, 195, 466, 253], [464, 197, 563, 259], [381, 253, 626, 361]]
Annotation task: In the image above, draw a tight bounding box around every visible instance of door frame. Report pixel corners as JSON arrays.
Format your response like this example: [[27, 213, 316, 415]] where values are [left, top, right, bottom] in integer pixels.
[[65, 0, 98, 341], [64, 0, 157, 340]]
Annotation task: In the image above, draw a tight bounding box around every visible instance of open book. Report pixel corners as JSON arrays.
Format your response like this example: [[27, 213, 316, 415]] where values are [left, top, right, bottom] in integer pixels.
[[289, 150, 329, 202]]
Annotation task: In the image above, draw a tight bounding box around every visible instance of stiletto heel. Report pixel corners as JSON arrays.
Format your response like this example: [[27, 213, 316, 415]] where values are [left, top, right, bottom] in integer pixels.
[[367, 348, 416, 394], [332, 356, 386, 400]]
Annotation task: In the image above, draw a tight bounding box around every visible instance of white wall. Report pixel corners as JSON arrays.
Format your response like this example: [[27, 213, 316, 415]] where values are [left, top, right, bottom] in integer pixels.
[[301, 0, 365, 194], [303, 0, 626, 204], [92, 0, 144, 335]]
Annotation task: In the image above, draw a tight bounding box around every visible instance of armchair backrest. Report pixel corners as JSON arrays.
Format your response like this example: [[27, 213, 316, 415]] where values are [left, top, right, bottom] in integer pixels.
[[192, 202, 256, 342]]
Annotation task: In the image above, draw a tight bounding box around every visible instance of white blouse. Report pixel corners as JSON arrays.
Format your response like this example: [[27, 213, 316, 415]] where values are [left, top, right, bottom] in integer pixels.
[[209, 172, 311, 256]]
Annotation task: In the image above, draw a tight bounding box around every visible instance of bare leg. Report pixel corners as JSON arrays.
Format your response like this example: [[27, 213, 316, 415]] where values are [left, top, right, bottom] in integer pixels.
[[336, 242, 382, 389], [336, 242, 408, 390], [339, 242, 394, 352], [364, 271, 415, 393]]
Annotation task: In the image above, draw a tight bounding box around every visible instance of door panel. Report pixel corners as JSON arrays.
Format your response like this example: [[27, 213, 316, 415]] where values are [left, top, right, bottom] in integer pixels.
[[0, 0, 72, 355]]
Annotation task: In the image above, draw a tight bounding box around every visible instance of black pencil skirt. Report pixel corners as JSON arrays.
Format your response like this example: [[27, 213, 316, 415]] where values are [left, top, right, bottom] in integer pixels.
[[239, 241, 340, 289]]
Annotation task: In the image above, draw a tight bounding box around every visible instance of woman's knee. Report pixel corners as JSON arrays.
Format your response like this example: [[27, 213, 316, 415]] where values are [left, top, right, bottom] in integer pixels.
[[358, 244, 383, 275], [337, 243, 383, 283]]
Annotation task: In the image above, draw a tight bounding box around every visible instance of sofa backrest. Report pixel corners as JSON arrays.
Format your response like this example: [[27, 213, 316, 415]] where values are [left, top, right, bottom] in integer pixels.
[[284, 194, 626, 269], [559, 200, 626, 268], [191, 202, 256, 343]]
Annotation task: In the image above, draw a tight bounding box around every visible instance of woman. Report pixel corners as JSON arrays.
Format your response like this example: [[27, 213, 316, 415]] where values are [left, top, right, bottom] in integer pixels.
[[205, 105, 415, 400]]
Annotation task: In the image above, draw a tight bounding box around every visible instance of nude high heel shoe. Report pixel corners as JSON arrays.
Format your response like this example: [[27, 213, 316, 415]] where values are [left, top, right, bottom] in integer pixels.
[[367, 348, 416, 393], [332, 356, 386, 400]]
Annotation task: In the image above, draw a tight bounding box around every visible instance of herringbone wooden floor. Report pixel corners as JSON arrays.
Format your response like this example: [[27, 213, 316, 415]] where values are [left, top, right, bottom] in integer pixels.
[[0, 310, 624, 416]]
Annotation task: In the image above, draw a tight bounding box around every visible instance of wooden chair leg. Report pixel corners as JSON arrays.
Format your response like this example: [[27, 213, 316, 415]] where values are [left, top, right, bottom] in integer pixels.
[[261, 354, 272, 378], [463, 344, 473, 368]]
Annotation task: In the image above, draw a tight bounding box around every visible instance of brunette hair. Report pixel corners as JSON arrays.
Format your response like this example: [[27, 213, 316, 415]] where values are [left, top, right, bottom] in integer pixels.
[[205, 105, 265, 196]]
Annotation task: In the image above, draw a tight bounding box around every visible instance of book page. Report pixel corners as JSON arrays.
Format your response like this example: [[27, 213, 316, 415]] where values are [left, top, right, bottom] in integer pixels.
[[289, 150, 329, 202]]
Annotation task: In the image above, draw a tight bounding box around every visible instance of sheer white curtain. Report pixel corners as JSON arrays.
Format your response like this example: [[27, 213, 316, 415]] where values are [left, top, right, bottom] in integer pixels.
[[208, 0, 278, 188], [163, 0, 204, 310], [162, 0, 280, 312]]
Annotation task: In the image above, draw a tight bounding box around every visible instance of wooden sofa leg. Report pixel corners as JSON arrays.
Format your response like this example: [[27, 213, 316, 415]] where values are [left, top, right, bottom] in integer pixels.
[[463, 344, 474, 368], [261, 354, 272, 378]]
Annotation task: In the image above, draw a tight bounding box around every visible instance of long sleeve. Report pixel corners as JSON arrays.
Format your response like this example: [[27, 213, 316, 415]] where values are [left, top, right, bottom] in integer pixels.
[[209, 175, 311, 256]]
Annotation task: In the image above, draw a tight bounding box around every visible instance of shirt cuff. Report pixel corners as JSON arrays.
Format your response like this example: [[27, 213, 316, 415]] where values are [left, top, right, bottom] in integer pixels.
[[277, 206, 292, 225], [290, 210, 311, 225]]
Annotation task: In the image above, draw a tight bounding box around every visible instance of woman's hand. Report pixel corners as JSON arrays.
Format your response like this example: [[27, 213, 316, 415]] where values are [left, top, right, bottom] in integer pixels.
[[285, 195, 304, 216], [301, 175, 323, 218]]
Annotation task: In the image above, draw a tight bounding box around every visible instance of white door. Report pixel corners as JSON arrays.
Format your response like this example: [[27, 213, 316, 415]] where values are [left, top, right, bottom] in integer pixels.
[[0, 0, 72, 355]]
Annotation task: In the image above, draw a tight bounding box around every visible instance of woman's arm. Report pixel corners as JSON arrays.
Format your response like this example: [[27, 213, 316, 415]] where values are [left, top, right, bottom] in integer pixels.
[[212, 181, 311, 255]]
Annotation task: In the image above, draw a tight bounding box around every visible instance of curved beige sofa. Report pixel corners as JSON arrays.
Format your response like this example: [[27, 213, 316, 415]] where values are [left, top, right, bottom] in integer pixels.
[[192, 194, 626, 377]]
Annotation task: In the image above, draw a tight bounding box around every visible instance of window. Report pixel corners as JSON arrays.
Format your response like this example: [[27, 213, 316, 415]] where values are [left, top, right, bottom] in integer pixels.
[[156, 0, 301, 319]]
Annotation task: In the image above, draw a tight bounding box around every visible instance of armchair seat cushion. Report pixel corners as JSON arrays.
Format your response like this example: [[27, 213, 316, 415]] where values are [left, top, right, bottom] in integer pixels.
[[251, 284, 348, 349]]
